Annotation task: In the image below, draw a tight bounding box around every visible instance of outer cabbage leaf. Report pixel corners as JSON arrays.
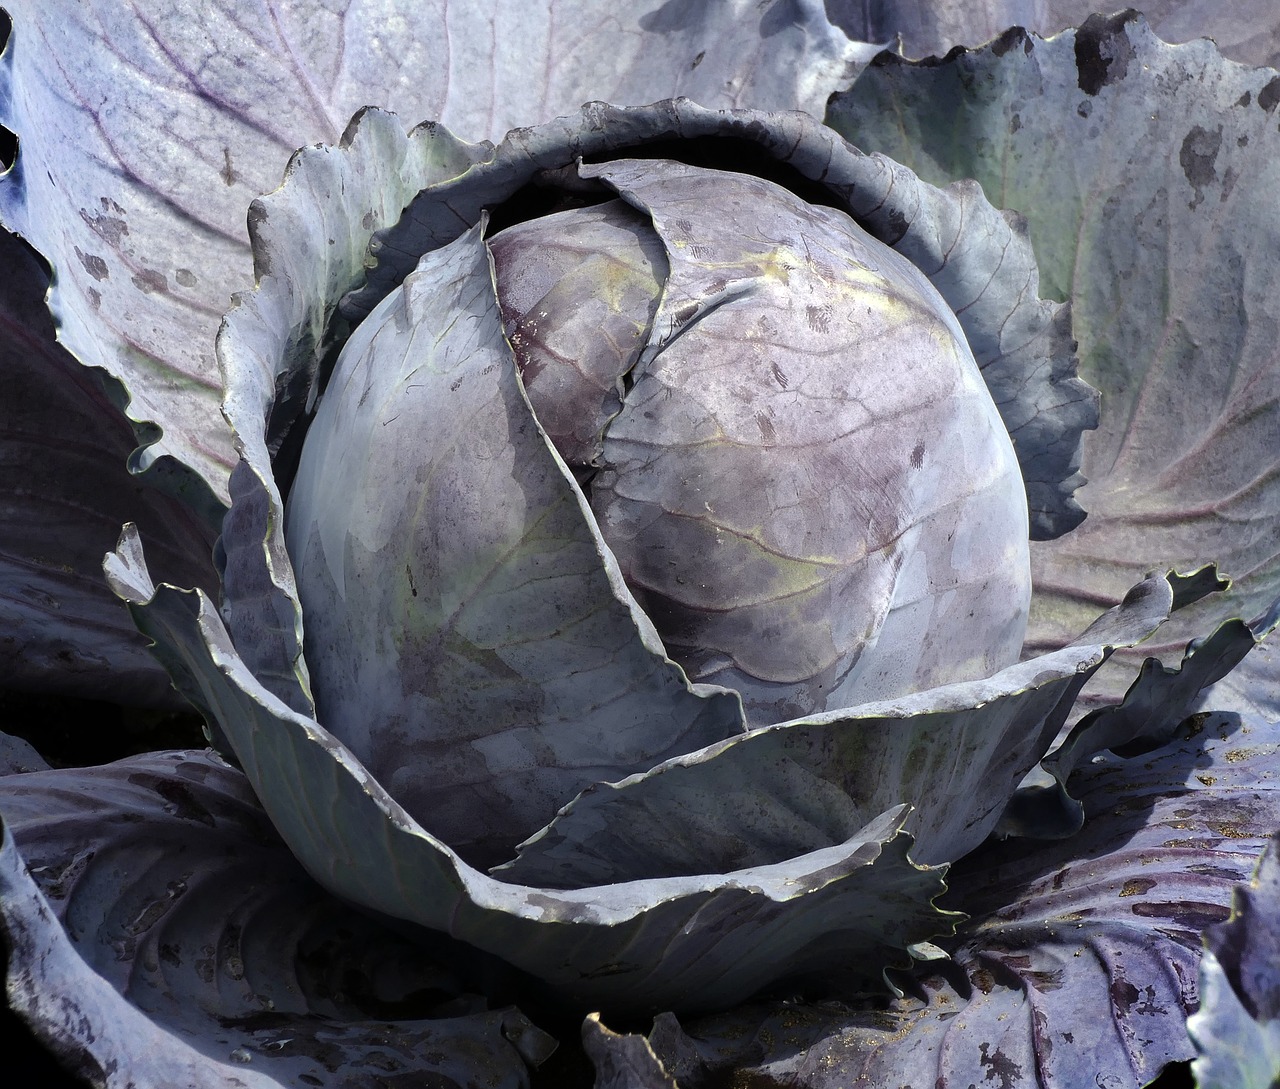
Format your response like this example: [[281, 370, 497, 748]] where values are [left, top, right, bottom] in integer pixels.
[[829, 13, 1280, 714], [0, 225, 216, 707], [499, 570, 1181, 887], [825, 0, 1280, 68], [0, 747, 555, 1088], [0, 0, 874, 505], [103, 525, 955, 1016], [1189, 832, 1280, 1089], [606, 710, 1280, 1089]]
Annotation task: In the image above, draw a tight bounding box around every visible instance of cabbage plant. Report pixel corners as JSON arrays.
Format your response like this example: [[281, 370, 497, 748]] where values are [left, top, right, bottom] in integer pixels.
[[2, 4, 1280, 1089]]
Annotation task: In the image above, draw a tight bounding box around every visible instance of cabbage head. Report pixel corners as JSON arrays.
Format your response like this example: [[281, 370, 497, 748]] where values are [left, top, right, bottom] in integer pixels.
[[92, 95, 1243, 1013]]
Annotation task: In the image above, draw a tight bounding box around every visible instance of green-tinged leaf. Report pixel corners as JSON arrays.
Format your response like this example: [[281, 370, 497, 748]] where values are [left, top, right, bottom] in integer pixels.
[[498, 570, 1175, 888], [284, 222, 745, 864], [0, 1, 873, 503], [1000, 583, 1277, 840], [104, 526, 956, 1015], [1190, 833, 1280, 1089], [0, 748, 552, 1089], [347, 99, 1093, 540], [829, 14, 1280, 714], [581, 157, 1029, 724], [645, 711, 1280, 1089], [0, 226, 216, 707]]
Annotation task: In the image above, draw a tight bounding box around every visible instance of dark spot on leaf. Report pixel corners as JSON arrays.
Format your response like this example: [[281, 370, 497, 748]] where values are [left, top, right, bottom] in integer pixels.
[[1259, 76, 1280, 112], [175, 268, 197, 288], [1180, 125, 1222, 210], [1009, 113, 1021, 134], [805, 304, 830, 333], [87, 287, 101, 309], [910, 443, 925, 469], [770, 362, 789, 389], [1236, 91, 1252, 108], [1077, 99, 1092, 119], [691, 50, 704, 69], [755, 411, 776, 444], [1111, 978, 1140, 1012], [78, 209, 128, 245], [362, 210, 375, 230], [978, 1041, 1021, 1088], [884, 207, 908, 243], [74, 247, 109, 281], [637, 0, 697, 33], [1074, 12, 1137, 96], [673, 301, 699, 326], [1187, 863, 1247, 879], [247, 204, 271, 273], [131, 268, 169, 294], [406, 565, 418, 598], [221, 147, 237, 186], [1130, 900, 1231, 929], [1119, 877, 1156, 897], [126, 774, 217, 826]]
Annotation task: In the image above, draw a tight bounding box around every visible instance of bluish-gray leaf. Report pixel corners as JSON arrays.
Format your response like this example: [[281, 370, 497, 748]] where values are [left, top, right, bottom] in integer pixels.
[[283, 221, 745, 864], [1189, 833, 1280, 1089], [0, 225, 216, 708], [645, 710, 1280, 1089], [0, 749, 550, 1088], [104, 526, 956, 1015], [498, 570, 1176, 888], [999, 570, 1273, 841], [829, 13, 1280, 713]]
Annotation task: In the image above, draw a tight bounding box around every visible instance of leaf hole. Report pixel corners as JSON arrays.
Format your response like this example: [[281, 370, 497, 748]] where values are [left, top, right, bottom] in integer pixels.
[[0, 126, 15, 174]]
